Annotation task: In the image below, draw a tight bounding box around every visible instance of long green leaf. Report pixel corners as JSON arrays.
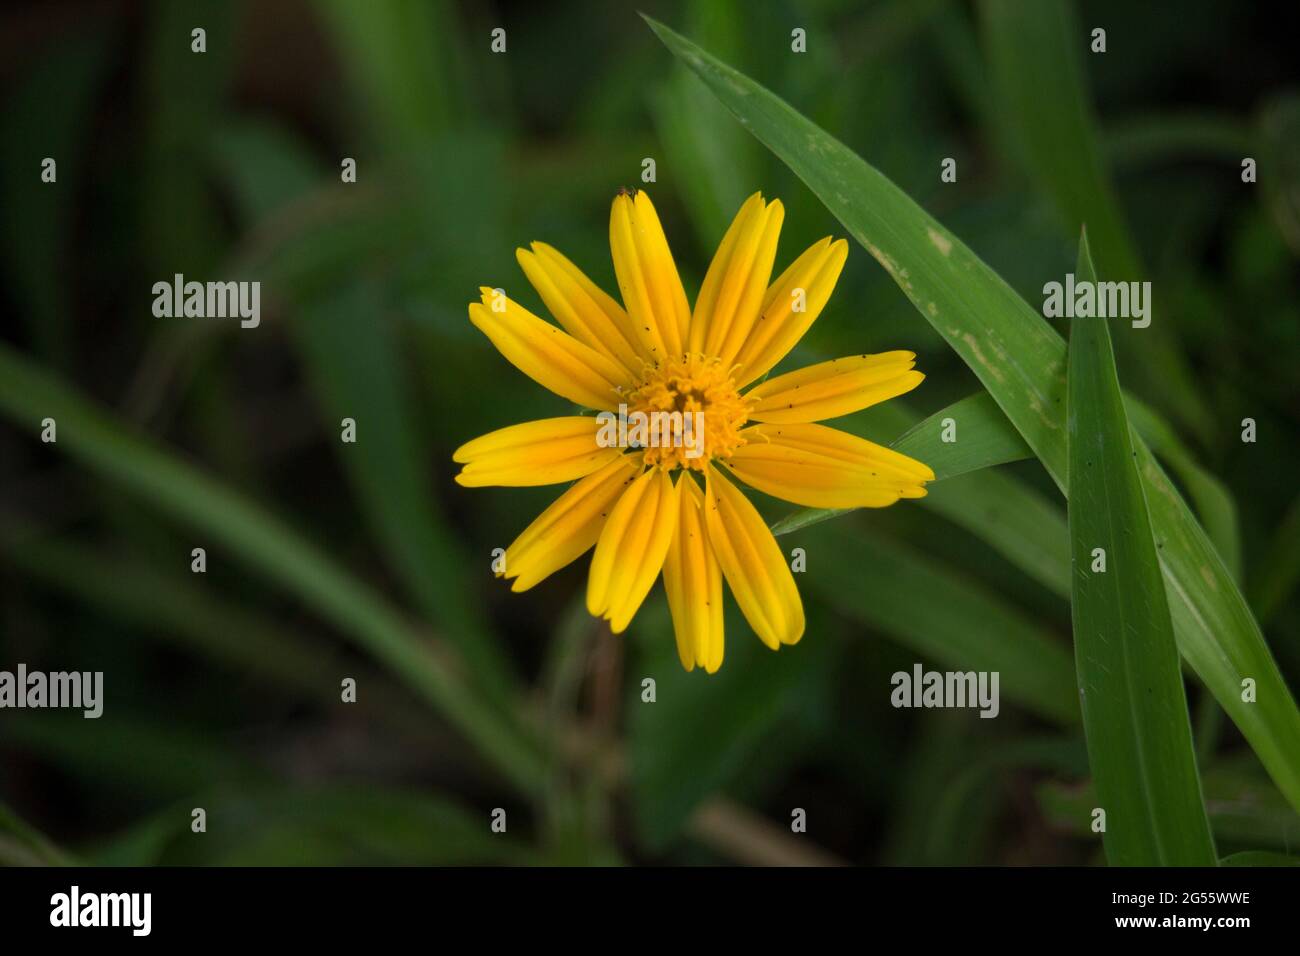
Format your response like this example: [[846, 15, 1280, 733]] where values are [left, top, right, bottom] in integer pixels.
[[1067, 232, 1215, 865], [646, 15, 1300, 811]]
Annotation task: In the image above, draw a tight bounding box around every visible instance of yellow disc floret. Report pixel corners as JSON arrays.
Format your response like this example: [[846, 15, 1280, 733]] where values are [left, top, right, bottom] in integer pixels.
[[626, 353, 751, 471]]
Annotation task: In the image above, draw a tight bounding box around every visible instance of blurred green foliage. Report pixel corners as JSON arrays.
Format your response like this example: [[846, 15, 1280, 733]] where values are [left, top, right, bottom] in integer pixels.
[[1, 0, 1297, 865]]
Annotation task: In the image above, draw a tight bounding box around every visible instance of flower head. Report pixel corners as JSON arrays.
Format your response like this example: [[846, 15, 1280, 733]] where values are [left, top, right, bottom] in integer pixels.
[[455, 190, 933, 672]]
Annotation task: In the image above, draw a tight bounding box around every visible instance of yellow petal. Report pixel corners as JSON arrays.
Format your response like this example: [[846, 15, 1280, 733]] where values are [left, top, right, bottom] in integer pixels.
[[704, 464, 804, 649], [663, 476, 725, 673], [469, 291, 633, 411], [732, 238, 849, 388], [453, 416, 620, 487], [689, 193, 784, 366], [745, 352, 924, 424], [609, 191, 690, 361], [586, 466, 681, 633], [516, 243, 647, 376], [727, 422, 934, 509], [504, 455, 640, 592]]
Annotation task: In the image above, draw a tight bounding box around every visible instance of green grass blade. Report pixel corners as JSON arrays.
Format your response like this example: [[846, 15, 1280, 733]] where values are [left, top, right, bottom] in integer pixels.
[[315, 0, 462, 147], [923, 470, 1070, 598], [890, 734, 1086, 864], [650, 0, 757, 249], [293, 283, 519, 697], [0, 28, 112, 366], [1037, 771, 1300, 852], [0, 344, 545, 794], [1201, 760, 1300, 850], [0, 527, 435, 741], [645, 15, 1300, 812], [978, 0, 1211, 442], [979, 0, 1138, 278], [1126, 397, 1242, 581], [182, 785, 533, 866], [1105, 112, 1256, 168], [1, 710, 264, 800], [892, 392, 1035, 478], [807, 525, 1077, 726], [142, 0, 233, 276], [1067, 232, 1216, 865]]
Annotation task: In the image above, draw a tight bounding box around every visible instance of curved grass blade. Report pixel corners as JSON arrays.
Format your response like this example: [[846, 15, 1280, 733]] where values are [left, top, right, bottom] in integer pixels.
[[646, 15, 1300, 812], [1068, 232, 1215, 865], [0, 344, 546, 794], [0, 526, 436, 742], [1105, 113, 1255, 168]]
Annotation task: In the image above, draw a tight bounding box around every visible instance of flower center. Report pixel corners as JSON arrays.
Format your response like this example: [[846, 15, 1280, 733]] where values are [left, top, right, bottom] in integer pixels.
[[625, 354, 750, 471]]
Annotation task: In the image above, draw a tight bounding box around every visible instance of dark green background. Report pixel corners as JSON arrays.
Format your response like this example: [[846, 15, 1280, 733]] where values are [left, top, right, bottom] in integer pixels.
[[1, 0, 1297, 865]]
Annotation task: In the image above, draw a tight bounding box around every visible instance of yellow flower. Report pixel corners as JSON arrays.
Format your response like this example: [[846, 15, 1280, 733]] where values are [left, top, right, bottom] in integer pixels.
[[454, 190, 933, 673]]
